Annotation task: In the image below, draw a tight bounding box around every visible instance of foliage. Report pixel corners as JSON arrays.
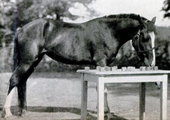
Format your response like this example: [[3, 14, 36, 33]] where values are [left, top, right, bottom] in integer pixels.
[[0, 0, 95, 72], [0, 0, 94, 42], [162, 0, 170, 18], [17, 0, 77, 26]]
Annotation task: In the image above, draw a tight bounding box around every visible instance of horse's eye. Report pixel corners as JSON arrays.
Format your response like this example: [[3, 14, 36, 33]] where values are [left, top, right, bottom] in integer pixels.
[[142, 34, 150, 42], [134, 35, 139, 40], [142, 38, 149, 42]]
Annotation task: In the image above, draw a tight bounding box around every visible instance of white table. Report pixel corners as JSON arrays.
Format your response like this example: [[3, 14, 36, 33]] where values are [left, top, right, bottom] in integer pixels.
[[77, 69, 170, 120]]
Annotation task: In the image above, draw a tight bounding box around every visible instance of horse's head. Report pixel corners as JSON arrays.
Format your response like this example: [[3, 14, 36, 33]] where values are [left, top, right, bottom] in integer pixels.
[[132, 17, 156, 66]]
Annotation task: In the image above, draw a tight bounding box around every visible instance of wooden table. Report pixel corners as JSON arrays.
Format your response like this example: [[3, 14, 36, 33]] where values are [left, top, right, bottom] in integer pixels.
[[77, 69, 170, 120]]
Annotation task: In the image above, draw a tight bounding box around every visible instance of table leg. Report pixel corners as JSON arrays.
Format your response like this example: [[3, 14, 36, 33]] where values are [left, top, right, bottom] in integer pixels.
[[81, 74, 88, 120], [160, 75, 168, 120], [97, 78, 104, 120], [139, 82, 146, 120]]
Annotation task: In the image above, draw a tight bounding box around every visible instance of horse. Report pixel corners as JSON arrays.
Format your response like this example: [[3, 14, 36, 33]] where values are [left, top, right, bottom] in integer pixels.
[[2, 13, 156, 119]]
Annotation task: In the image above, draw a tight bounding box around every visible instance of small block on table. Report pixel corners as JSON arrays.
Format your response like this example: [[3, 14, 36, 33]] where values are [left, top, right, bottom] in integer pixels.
[[112, 66, 118, 71], [105, 66, 111, 71], [140, 66, 146, 71], [84, 67, 90, 71], [127, 66, 135, 71], [96, 66, 101, 71], [146, 67, 152, 71], [152, 66, 158, 70], [121, 67, 127, 71]]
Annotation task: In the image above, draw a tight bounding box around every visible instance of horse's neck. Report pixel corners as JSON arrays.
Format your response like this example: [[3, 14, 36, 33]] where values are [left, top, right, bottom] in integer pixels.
[[116, 30, 139, 49], [117, 39, 131, 50], [103, 18, 139, 43]]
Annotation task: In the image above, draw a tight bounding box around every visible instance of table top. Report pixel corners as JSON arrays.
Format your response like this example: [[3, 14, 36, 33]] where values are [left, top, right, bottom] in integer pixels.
[[77, 69, 170, 76]]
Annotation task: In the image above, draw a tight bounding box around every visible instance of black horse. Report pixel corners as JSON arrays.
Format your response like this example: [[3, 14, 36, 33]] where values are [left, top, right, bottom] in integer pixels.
[[2, 14, 156, 118]]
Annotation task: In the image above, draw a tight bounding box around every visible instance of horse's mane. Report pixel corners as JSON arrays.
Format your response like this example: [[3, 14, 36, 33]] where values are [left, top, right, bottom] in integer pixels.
[[105, 14, 148, 21], [103, 14, 149, 29]]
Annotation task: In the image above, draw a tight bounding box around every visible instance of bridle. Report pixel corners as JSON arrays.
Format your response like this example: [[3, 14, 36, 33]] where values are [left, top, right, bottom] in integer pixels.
[[133, 31, 155, 54]]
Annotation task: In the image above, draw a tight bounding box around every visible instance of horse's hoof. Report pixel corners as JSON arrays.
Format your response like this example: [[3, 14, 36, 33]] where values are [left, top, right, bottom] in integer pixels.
[[104, 113, 127, 120], [18, 109, 27, 117], [1, 109, 13, 118], [96, 106, 110, 113], [104, 106, 110, 113], [1, 110, 5, 118], [3, 115, 18, 120], [104, 113, 115, 120], [97, 105, 110, 113]]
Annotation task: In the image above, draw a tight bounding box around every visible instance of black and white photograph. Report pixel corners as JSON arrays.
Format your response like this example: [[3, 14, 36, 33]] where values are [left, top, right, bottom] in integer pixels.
[[0, 0, 170, 120]]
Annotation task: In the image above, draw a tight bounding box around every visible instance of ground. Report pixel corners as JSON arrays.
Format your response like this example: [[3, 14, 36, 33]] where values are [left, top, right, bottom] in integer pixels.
[[0, 72, 170, 120]]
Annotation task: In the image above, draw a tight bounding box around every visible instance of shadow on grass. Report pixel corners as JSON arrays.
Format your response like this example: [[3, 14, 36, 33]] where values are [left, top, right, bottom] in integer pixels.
[[107, 82, 170, 100], [30, 72, 80, 79], [9, 106, 127, 120]]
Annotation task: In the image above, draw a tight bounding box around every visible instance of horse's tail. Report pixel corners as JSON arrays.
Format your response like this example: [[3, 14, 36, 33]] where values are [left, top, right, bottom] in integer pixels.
[[13, 28, 22, 71]]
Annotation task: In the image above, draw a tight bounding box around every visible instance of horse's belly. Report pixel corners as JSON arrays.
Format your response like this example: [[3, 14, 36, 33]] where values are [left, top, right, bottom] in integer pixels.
[[46, 48, 92, 65]]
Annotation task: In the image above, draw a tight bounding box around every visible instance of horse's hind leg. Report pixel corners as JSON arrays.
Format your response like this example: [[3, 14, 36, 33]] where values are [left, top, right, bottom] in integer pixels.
[[17, 53, 44, 116], [17, 53, 45, 116], [2, 66, 27, 118], [2, 53, 44, 118]]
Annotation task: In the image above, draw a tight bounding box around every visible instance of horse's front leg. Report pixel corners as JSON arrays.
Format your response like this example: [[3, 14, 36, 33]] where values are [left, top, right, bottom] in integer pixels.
[[95, 57, 110, 113], [96, 85, 110, 113], [95, 56, 118, 119]]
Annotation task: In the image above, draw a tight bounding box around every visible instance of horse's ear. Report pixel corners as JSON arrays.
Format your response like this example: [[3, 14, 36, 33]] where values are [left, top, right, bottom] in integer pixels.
[[151, 17, 156, 24]]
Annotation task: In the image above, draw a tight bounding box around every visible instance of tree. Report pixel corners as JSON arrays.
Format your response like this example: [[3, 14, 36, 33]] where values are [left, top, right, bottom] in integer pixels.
[[162, 0, 170, 18], [1, 0, 95, 31], [0, 0, 96, 72]]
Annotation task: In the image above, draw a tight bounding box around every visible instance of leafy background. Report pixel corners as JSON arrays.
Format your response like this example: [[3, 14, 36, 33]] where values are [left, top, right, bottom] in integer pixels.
[[0, 0, 170, 72]]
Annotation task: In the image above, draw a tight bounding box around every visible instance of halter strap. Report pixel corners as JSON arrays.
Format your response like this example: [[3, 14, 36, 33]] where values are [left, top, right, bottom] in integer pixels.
[[133, 31, 155, 53], [138, 47, 155, 53]]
